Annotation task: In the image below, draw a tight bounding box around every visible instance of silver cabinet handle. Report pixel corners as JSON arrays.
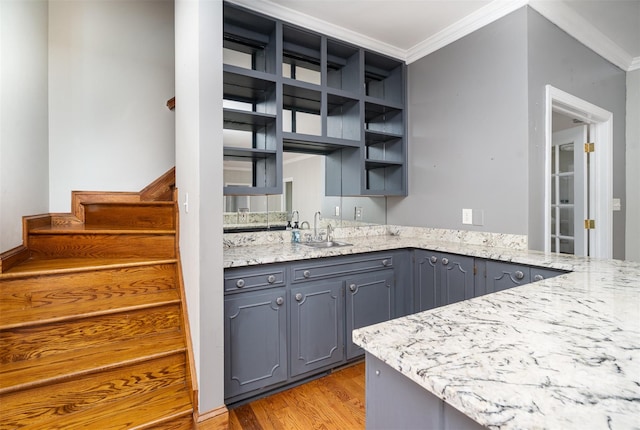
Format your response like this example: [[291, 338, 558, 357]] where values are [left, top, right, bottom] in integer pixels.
[[514, 270, 525, 280], [295, 293, 303, 301], [349, 284, 357, 292], [382, 259, 389, 266], [441, 257, 449, 266], [267, 274, 276, 284], [303, 270, 311, 278], [533, 274, 544, 281], [275, 297, 284, 306], [430, 256, 438, 264], [236, 279, 245, 288]]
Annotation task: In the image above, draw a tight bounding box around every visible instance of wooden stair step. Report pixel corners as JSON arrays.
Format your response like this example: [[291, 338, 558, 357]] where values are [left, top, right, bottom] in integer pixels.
[[0, 257, 177, 278], [83, 202, 176, 229], [1, 330, 186, 394], [1, 263, 179, 329], [0, 353, 191, 429], [27, 229, 176, 259]]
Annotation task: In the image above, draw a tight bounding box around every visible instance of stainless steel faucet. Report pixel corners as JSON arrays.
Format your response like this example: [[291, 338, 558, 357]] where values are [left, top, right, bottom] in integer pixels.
[[314, 211, 321, 240], [326, 223, 333, 242]]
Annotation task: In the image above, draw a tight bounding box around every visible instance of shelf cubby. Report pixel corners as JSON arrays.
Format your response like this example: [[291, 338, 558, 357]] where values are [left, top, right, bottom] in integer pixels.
[[364, 51, 404, 105], [365, 102, 403, 135], [365, 130, 403, 163], [327, 93, 361, 141], [223, 3, 277, 74], [327, 40, 361, 94], [365, 164, 404, 195], [282, 25, 322, 85]]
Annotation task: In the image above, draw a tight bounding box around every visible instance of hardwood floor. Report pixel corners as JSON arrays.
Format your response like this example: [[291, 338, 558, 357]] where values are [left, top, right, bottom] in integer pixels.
[[229, 362, 365, 430]]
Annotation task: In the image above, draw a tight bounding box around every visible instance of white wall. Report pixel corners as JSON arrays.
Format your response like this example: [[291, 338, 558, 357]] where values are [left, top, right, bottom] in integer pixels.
[[48, 0, 175, 212], [0, 0, 49, 252], [626, 69, 640, 262], [175, 0, 224, 413]]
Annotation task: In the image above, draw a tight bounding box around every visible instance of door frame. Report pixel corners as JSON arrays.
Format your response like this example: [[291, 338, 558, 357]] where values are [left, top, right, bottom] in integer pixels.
[[544, 85, 613, 258]]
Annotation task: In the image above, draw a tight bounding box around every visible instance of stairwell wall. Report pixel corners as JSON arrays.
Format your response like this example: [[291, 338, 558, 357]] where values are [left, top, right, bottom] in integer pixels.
[[0, 0, 50, 252], [47, 0, 175, 213]]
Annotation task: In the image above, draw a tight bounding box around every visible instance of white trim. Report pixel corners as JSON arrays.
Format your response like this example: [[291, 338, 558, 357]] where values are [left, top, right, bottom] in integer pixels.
[[226, 0, 637, 71], [225, 0, 404, 60], [545, 85, 613, 259], [529, 0, 634, 72], [405, 0, 528, 64]]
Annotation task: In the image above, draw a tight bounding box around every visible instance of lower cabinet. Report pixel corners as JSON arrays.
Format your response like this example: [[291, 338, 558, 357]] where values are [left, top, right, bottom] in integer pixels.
[[224, 288, 287, 399], [345, 269, 394, 360], [290, 279, 344, 377], [414, 250, 475, 312], [479, 260, 567, 295]]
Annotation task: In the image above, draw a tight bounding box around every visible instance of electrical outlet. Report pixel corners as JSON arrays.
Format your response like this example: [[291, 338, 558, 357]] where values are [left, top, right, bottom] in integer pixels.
[[355, 206, 363, 221], [462, 208, 473, 225], [335, 206, 340, 216]]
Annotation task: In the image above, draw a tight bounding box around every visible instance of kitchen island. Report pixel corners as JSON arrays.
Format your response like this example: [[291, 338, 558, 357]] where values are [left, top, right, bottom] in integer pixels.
[[353, 255, 640, 429]]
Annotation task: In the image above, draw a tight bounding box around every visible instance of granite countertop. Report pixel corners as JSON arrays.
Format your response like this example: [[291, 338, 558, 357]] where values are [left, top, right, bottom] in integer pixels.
[[224, 225, 640, 429]]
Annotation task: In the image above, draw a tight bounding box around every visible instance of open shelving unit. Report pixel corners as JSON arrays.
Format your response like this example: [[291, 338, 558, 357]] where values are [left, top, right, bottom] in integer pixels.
[[223, 2, 407, 196]]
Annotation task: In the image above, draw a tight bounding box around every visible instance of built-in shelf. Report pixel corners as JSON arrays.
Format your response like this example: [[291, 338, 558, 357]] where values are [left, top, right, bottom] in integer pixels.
[[223, 1, 407, 197]]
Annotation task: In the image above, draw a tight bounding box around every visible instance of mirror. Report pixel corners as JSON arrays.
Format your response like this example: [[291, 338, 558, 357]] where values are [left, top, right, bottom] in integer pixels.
[[223, 153, 387, 233]]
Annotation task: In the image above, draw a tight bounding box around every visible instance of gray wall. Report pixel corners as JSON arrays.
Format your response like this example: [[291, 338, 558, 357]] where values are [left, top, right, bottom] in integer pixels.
[[626, 70, 640, 263], [388, 8, 529, 235], [526, 8, 627, 258]]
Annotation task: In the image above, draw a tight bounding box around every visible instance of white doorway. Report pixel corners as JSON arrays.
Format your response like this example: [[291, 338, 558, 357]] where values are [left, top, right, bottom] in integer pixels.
[[545, 85, 613, 259]]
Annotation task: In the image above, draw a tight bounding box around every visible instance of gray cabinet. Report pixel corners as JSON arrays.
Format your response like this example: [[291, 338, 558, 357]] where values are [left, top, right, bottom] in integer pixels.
[[477, 260, 567, 295], [224, 288, 287, 399], [414, 250, 475, 312], [290, 280, 344, 377], [345, 269, 394, 360]]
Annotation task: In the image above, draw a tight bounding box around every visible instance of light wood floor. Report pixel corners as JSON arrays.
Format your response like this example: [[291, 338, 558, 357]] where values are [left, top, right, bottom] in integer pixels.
[[229, 362, 365, 430]]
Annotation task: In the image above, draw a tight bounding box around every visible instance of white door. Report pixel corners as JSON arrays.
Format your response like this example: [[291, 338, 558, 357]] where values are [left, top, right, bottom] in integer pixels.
[[551, 125, 589, 256]]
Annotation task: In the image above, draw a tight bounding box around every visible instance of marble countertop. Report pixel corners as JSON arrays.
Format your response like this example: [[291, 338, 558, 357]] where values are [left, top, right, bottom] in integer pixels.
[[224, 225, 640, 429]]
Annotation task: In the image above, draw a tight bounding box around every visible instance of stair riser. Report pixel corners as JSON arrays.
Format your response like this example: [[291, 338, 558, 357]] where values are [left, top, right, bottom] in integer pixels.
[[27, 234, 176, 259], [84, 204, 175, 229], [1, 263, 179, 328], [0, 353, 188, 428]]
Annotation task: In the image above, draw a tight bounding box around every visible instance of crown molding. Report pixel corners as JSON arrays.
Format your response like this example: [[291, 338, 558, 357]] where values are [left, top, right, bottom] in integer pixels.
[[405, 0, 528, 64], [225, 0, 637, 72], [225, 0, 405, 60], [528, 0, 634, 72]]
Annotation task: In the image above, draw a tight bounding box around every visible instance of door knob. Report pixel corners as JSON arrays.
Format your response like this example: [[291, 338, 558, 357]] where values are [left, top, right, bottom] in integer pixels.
[[430, 256, 438, 264], [236, 279, 245, 288], [295, 293, 303, 301], [275, 297, 284, 306], [267, 274, 276, 283], [533, 274, 544, 281], [514, 270, 525, 280], [303, 270, 311, 278], [441, 257, 449, 265], [349, 284, 357, 292]]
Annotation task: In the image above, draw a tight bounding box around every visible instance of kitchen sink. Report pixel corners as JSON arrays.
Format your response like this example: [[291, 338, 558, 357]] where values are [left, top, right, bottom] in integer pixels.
[[301, 241, 352, 249]]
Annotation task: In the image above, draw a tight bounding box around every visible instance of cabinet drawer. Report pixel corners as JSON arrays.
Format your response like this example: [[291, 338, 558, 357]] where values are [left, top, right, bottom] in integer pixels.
[[291, 254, 394, 282], [224, 266, 286, 292]]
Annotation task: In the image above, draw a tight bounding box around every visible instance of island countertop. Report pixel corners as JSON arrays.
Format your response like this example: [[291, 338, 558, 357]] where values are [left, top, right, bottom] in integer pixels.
[[353, 255, 640, 429]]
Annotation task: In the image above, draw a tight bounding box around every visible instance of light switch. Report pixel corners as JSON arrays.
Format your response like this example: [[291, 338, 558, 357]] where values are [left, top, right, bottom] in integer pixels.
[[462, 208, 472, 225], [612, 198, 621, 211]]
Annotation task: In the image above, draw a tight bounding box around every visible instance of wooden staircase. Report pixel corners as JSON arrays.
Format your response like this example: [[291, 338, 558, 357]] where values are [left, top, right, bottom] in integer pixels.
[[0, 168, 199, 429]]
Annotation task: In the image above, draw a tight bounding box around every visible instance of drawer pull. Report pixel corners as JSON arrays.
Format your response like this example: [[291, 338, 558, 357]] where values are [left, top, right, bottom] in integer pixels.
[[236, 279, 245, 288], [267, 274, 276, 284], [295, 293, 303, 302], [275, 297, 284, 306], [430, 256, 438, 264], [441, 257, 449, 266], [533, 274, 544, 281], [514, 270, 525, 280], [382, 259, 389, 266], [349, 283, 357, 292], [303, 270, 311, 278]]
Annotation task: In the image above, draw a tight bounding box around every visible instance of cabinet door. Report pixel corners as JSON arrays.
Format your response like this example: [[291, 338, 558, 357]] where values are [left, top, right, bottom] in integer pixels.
[[486, 261, 531, 293], [530, 267, 565, 282], [290, 280, 344, 377], [439, 254, 475, 306], [224, 288, 287, 400], [345, 270, 394, 360], [414, 250, 439, 312]]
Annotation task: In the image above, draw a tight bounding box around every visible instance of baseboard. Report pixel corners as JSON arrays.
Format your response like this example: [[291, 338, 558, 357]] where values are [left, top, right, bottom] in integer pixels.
[[0, 245, 30, 273], [195, 405, 229, 430]]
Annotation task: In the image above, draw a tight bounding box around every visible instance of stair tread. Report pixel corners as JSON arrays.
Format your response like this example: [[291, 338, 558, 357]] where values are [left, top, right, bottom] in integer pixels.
[[0, 354, 191, 429], [30, 224, 175, 234], [1, 262, 180, 329], [0, 257, 177, 277], [0, 331, 186, 394]]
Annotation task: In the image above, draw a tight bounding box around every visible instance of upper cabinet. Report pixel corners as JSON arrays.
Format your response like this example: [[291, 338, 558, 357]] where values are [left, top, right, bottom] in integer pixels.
[[223, 2, 407, 196]]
